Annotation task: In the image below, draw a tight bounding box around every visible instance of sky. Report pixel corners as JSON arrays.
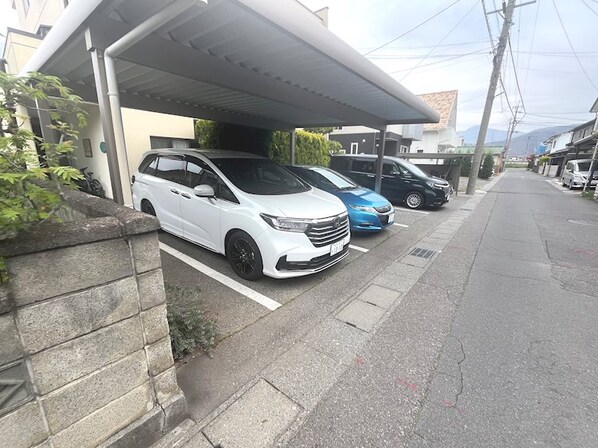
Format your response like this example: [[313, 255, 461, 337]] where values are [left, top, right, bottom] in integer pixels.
[[1, 0, 596, 133], [299, 0, 598, 133]]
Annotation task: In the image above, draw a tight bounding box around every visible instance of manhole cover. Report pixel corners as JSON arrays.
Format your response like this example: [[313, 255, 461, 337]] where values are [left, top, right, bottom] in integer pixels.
[[568, 219, 598, 227], [409, 248, 436, 259]]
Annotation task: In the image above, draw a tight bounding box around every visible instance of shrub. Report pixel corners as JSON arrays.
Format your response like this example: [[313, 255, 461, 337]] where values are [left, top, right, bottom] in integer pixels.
[[460, 156, 472, 177], [165, 283, 218, 360], [479, 153, 495, 179], [267, 130, 330, 166], [0, 72, 87, 241]]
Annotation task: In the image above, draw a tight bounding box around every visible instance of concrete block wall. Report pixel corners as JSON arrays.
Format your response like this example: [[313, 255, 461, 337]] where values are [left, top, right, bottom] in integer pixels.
[[0, 189, 187, 448]]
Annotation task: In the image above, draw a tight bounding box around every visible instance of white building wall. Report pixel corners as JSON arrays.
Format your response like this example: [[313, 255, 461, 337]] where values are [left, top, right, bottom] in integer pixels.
[[548, 132, 573, 153]]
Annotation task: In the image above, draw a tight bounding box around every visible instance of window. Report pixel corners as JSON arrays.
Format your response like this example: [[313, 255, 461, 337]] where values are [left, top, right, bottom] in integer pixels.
[[139, 154, 158, 175], [155, 156, 185, 184], [37, 25, 52, 38], [382, 163, 398, 176], [212, 158, 309, 195], [218, 182, 238, 203], [185, 158, 205, 188], [350, 142, 358, 154], [150, 136, 191, 149], [351, 160, 375, 173]]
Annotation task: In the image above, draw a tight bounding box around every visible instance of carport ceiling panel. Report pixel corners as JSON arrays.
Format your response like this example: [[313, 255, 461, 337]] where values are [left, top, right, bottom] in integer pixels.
[[118, 0, 422, 123]]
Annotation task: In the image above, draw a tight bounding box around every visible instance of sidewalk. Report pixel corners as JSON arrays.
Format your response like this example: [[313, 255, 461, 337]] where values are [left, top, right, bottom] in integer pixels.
[[153, 175, 503, 448]]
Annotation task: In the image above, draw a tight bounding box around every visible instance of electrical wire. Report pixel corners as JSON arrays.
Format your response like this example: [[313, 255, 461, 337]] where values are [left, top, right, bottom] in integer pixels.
[[522, 0, 539, 97], [388, 48, 491, 74], [579, 0, 598, 16], [363, 0, 462, 55], [507, 37, 526, 115], [399, 0, 481, 81], [551, 0, 598, 92]]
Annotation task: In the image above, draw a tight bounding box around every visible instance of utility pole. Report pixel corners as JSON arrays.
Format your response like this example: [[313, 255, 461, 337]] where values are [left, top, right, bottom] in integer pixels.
[[466, 0, 517, 194], [502, 105, 520, 169]]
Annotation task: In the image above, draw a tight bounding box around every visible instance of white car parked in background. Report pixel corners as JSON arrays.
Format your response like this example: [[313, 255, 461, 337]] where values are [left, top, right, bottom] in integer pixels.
[[562, 159, 598, 189], [132, 149, 350, 280]]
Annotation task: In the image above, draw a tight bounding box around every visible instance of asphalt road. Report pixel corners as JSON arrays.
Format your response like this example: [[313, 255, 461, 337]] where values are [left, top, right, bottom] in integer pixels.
[[284, 171, 598, 447]]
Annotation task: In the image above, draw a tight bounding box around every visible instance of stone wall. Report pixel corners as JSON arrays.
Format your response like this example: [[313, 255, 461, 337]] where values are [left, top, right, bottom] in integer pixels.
[[0, 189, 187, 448]]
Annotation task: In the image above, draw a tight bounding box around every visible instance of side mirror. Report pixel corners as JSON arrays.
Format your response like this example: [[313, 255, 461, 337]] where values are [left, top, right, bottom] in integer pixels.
[[194, 184, 215, 197]]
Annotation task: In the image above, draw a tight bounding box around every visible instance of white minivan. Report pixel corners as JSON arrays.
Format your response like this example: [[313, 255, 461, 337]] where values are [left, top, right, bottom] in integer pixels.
[[132, 149, 350, 280], [562, 159, 598, 189]]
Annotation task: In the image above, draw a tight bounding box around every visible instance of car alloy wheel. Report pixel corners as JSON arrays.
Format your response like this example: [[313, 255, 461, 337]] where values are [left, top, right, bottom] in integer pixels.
[[227, 231, 263, 280], [405, 192, 424, 209]]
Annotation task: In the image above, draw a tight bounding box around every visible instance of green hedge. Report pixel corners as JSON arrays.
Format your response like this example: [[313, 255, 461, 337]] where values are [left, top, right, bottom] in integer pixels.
[[267, 130, 333, 166]]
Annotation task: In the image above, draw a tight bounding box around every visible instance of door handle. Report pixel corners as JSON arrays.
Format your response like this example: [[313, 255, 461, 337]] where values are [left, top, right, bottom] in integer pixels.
[[181, 192, 191, 199], [170, 188, 179, 195], [366, 174, 375, 178]]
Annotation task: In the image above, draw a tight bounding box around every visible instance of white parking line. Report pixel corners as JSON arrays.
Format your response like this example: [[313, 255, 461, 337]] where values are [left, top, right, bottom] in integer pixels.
[[159, 243, 282, 311], [394, 207, 430, 215], [349, 244, 369, 253], [393, 223, 409, 228]]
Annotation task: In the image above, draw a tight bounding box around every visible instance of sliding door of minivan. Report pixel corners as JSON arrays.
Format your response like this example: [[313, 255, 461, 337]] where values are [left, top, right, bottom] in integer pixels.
[[179, 157, 221, 251], [350, 159, 376, 190], [151, 155, 184, 236]]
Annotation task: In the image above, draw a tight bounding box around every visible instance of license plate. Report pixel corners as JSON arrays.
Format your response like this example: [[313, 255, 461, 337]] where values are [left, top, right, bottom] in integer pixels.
[[330, 240, 344, 256], [388, 212, 395, 224]]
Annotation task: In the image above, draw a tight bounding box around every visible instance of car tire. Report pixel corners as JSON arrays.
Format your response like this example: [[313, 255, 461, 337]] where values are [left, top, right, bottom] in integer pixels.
[[405, 191, 424, 209], [141, 200, 156, 216], [227, 231, 264, 281]]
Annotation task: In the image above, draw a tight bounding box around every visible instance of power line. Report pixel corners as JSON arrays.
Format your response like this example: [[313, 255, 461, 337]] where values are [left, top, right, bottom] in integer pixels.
[[522, 0, 539, 96], [389, 48, 491, 74], [361, 40, 490, 52], [399, 0, 481, 81], [551, 0, 598, 92], [363, 0, 462, 55], [579, 0, 598, 16], [507, 37, 526, 115]]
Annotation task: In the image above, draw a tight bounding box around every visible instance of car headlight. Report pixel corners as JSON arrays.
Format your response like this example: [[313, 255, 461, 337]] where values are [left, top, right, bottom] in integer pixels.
[[426, 181, 446, 189], [348, 204, 376, 213], [260, 213, 312, 232]]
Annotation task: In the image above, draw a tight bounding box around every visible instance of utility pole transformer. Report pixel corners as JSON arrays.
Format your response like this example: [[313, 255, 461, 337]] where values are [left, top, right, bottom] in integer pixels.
[[466, 0, 517, 194]]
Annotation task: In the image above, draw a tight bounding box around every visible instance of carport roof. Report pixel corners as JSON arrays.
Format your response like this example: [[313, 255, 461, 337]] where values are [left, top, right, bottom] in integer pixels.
[[22, 0, 440, 131]]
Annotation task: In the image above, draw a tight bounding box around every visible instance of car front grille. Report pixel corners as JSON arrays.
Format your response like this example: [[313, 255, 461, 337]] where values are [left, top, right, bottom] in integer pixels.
[[306, 214, 349, 248], [374, 204, 392, 213]]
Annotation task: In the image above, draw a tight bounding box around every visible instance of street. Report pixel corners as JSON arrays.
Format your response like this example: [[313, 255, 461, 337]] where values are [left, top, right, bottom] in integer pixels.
[[283, 170, 598, 447]]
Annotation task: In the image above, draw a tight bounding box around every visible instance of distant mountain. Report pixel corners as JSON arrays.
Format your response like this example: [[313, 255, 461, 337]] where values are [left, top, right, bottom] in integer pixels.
[[487, 125, 573, 155], [458, 126, 509, 145]]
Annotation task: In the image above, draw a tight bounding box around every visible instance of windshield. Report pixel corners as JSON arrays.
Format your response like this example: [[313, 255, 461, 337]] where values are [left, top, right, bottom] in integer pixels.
[[398, 159, 431, 178], [212, 158, 310, 195], [309, 167, 358, 191], [576, 161, 591, 171]]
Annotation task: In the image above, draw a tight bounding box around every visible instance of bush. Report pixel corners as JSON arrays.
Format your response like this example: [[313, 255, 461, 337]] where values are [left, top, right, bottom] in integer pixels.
[[479, 153, 494, 179], [267, 130, 330, 166], [165, 283, 218, 360], [460, 156, 472, 177], [0, 72, 87, 241]]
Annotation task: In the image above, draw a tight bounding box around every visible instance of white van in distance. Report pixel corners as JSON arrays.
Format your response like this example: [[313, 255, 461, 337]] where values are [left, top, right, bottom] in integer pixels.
[[131, 149, 350, 280]]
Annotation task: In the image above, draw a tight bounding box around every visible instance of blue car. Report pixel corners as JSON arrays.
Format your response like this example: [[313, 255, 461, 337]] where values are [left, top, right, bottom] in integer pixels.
[[287, 165, 394, 232]]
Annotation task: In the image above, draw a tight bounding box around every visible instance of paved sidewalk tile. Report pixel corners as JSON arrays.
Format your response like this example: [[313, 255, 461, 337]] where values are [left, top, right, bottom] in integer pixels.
[[357, 284, 402, 310], [263, 342, 344, 410], [203, 380, 300, 448], [301, 318, 368, 365], [335, 300, 386, 332], [183, 431, 213, 448]]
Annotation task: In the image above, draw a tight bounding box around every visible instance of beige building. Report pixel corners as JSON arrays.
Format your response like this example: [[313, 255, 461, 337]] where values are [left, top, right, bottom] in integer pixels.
[[4, 0, 196, 204]]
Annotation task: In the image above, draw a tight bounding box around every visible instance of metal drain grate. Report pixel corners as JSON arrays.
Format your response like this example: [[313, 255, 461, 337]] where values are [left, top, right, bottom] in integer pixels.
[[459, 208, 473, 211], [409, 247, 436, 259]]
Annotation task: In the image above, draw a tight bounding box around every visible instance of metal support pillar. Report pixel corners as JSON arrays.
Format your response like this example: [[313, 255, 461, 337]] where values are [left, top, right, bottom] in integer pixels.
[[290, 129, 296, 165], [89, 47, 124, 204], [34, 99, 58, 146], [374, 127, 387, 193]]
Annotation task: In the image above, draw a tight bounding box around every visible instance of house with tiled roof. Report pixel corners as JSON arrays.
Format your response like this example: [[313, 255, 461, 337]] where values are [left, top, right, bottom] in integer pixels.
[[410, 90, 460, 160]]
